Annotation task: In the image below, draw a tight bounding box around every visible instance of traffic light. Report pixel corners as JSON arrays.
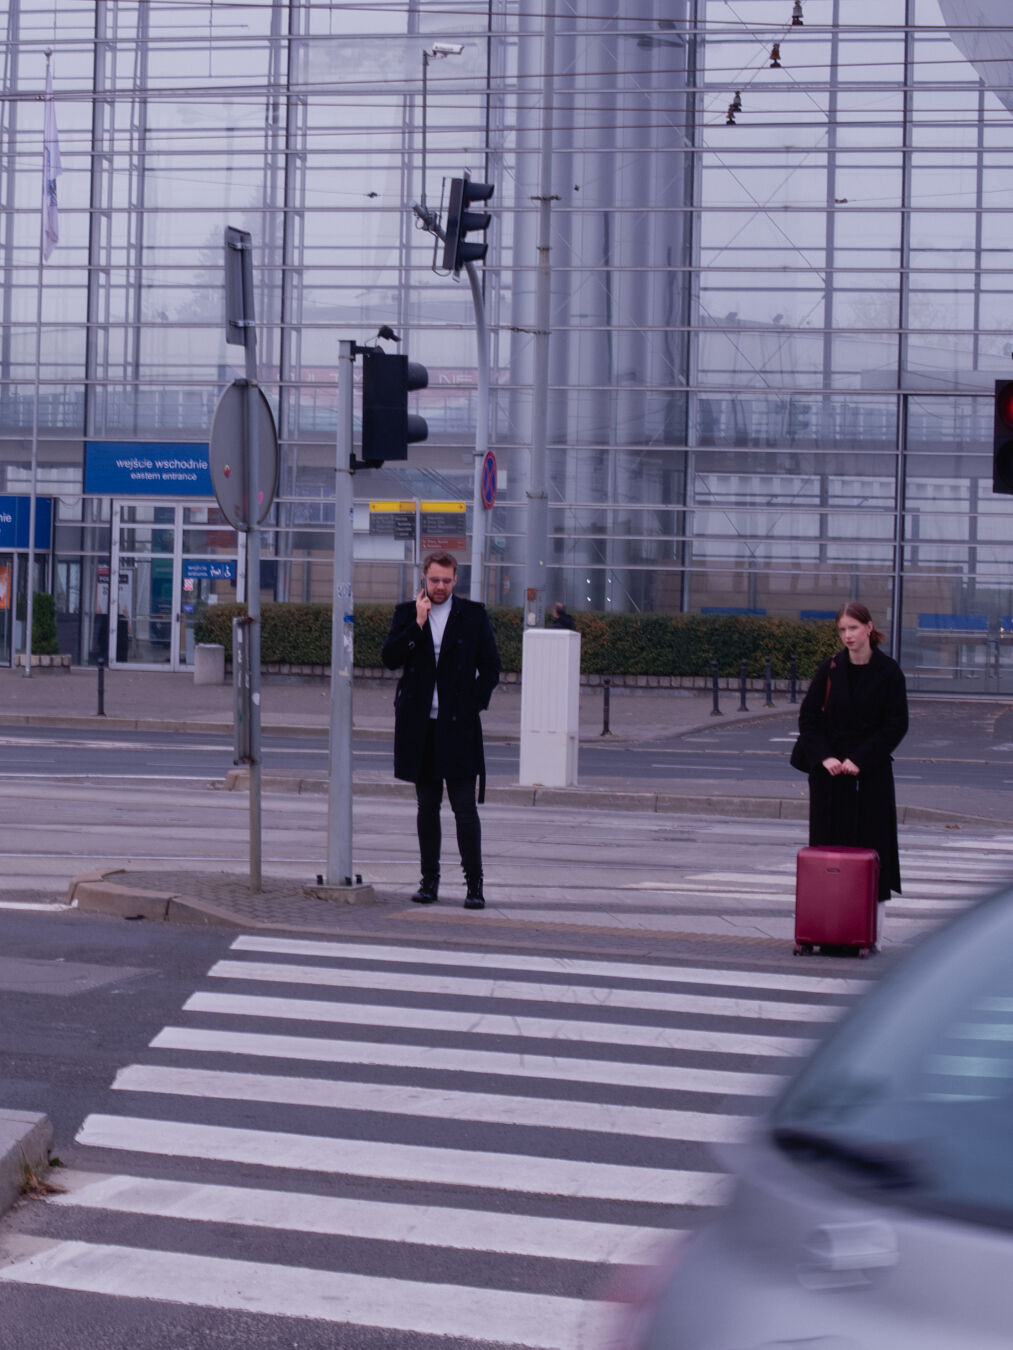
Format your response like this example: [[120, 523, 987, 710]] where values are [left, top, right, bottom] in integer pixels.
[[441, 174, 494, 276], [359, 348, 428, 467], [994, 379, 1013, 494]]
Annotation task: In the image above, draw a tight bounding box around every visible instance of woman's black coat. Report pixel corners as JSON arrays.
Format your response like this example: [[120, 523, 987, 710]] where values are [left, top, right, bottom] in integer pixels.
[[797, 647, 908, 900], [381, 595, 501, 793]]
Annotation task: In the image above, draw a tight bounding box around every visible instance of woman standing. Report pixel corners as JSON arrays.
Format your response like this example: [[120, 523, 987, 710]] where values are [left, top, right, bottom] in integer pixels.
[[796, 602, 909, 900]]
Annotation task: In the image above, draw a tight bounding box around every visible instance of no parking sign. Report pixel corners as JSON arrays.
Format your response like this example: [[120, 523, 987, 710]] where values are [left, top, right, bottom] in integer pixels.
[[481, 451, 497, 510]]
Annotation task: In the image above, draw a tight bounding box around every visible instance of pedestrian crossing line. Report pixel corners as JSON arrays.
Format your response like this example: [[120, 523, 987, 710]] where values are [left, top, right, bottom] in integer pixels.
[[52, 1171, 678, 1264], [231, 937, 866, 996], [897, 882, 997, 898], [0, 900, 70, 911], [623, 877, 988, 907], [900, 858, 1013, 873], [683, 872, 994, 897], [691, 864, 1013, 885], [75, 1114, 733, 1206], [912, 839, 1013, 853], [0, 1238, 614, 1350], [206, 960, 845, 1023], [183, 991, 815, 1059], [623, 882, 790, 900], [683, 871, 794, 886], [149, 1026, 784, 1098], [111, 1064, 750, 1144]]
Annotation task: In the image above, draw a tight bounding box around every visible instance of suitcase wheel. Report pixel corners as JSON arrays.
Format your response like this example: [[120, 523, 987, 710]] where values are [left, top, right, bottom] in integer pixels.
[[793, 943, 814, 956]]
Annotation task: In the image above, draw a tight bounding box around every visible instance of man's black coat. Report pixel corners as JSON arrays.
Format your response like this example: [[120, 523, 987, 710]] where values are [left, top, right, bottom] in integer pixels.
[[381, 594, 501, 790], [797, 646, 908, 899]]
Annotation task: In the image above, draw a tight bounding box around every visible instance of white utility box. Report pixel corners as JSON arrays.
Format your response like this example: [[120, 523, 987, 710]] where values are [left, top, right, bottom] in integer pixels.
[[193, 642, 225, 685], [518, 628, 581, 786]]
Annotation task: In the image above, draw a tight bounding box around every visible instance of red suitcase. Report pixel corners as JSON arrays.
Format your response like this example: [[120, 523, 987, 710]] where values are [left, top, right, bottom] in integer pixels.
[[794, 845, 879, 957]]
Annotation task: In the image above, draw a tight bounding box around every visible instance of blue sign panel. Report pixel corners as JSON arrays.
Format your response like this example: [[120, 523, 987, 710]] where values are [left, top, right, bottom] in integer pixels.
[[0, 496, 53, 549], [183, 559, 236, 581], [84, 442, 213, 497]]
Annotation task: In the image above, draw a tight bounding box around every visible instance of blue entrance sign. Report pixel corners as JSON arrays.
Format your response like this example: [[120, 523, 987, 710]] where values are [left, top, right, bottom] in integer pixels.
[[0, 496, 52, 549], [85, 442, 213, 496], [183, 559, 236, 581]]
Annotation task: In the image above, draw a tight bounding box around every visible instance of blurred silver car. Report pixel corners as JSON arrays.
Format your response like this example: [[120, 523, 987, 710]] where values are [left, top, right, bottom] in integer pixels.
[[612, 886, 1013, 1350]]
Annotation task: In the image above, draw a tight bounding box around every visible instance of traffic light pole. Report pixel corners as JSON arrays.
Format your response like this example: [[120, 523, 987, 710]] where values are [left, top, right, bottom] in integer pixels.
[[465, 258, 489, 602], [243, 324, 263, 893], [326, 339, 355, 887], [524, 0, 556, 631]]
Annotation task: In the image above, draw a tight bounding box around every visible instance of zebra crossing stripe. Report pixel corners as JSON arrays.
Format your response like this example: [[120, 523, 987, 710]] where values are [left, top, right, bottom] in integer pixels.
[[183, 991, 816, 1058], [230, 937, 866, 995], [111, 1064, 750, 1143], [53, 1171, 677, 1264], [0, 1239, 614, 1349], [76, 1114, 732, 1205], [150, 1026, 783, 1097], [207, 960, 843, 1023]]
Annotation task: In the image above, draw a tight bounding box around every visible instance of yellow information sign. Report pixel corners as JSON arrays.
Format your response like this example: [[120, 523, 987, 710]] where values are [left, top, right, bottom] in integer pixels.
[[368, 500, 415, 539]]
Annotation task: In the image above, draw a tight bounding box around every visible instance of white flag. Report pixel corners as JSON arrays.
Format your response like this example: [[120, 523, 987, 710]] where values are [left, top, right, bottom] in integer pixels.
[[42, 63, 62, 261]]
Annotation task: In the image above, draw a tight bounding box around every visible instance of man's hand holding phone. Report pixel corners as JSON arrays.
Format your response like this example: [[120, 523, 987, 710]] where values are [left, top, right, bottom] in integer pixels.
[[416, 585, 431, 628]]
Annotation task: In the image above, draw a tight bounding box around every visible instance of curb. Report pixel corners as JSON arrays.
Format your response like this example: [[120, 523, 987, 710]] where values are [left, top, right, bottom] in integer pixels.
[[0, 711, 679, 746], [217, 770, 812, 818], [0, 1108, 53, 1219], [214, 770, 1004, 827], [68, 869, 377, 929]]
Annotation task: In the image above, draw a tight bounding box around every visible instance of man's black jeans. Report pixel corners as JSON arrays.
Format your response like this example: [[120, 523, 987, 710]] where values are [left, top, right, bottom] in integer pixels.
[[415, 721, 482, 877]]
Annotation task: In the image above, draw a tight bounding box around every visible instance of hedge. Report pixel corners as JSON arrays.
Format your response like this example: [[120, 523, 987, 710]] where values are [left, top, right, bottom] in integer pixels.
[[194, 602, 839, 678]]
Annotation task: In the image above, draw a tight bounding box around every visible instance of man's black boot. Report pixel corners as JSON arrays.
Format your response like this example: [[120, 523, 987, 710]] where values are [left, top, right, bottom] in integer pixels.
[[463, 872, 485, 910], [411, 871, 439, 904]]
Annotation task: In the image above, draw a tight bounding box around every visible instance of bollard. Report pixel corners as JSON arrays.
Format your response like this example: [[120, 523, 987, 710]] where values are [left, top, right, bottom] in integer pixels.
[[601, 676, 613, 736], [710, 659, 723, 716], [739, 659, 749, 712], [96, 656, 106, 717], [789, 652, 798, 703], [764, 657, 774, 707]]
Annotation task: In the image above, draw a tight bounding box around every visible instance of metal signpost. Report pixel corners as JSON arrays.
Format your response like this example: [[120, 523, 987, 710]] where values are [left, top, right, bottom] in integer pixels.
[[327, 340, 356, 888], [215, 227, 279, 892]]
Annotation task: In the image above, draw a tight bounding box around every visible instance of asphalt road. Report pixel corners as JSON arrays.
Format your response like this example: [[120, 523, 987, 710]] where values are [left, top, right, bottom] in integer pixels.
[[0, 719, 1011, 792], [0, 779, 1009, 1344], [0, 906, 873, 1349]]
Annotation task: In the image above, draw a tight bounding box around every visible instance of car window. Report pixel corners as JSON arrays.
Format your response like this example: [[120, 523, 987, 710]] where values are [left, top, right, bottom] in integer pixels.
[[770, 888, 1013, 1231]]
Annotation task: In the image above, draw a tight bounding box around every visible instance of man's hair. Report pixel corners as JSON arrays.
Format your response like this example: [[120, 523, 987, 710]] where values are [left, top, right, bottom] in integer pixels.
[[422, 551, 458, 575]]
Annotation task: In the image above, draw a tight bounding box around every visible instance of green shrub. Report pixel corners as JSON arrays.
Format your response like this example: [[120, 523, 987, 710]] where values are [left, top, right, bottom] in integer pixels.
[[353, 604, 394, 669], [488, 606, 524, 673], [194, 601, 839, 677], [194, 602, 331, 663], [31, 591, 59, 655]]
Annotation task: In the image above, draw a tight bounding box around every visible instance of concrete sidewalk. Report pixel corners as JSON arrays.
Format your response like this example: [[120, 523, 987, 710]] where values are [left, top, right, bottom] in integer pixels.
[[0, 663, 767, 742]]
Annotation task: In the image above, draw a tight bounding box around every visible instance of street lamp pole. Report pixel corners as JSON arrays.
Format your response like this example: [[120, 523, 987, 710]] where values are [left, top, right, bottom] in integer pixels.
[[524, 0, 556, 631]]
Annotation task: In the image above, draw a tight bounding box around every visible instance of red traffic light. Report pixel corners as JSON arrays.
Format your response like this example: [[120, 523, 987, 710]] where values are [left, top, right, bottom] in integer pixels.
[[997, 381, 1013, 430], [993, 379, 1013, 495]]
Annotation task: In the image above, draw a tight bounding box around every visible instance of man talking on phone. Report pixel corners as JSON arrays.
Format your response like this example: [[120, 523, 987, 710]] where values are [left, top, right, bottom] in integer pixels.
[[381, 551, 501, 909]]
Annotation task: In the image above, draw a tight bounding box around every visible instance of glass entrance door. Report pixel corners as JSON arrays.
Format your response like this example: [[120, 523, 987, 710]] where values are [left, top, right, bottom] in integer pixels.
[[110, 503, 240, 669]]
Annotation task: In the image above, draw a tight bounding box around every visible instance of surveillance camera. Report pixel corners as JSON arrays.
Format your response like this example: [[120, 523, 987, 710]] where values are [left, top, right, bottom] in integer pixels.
[[431, 42, 464, 57]]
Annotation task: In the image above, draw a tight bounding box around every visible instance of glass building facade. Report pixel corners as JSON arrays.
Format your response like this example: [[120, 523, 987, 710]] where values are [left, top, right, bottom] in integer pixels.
[[0, 0, 1009, 690]]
